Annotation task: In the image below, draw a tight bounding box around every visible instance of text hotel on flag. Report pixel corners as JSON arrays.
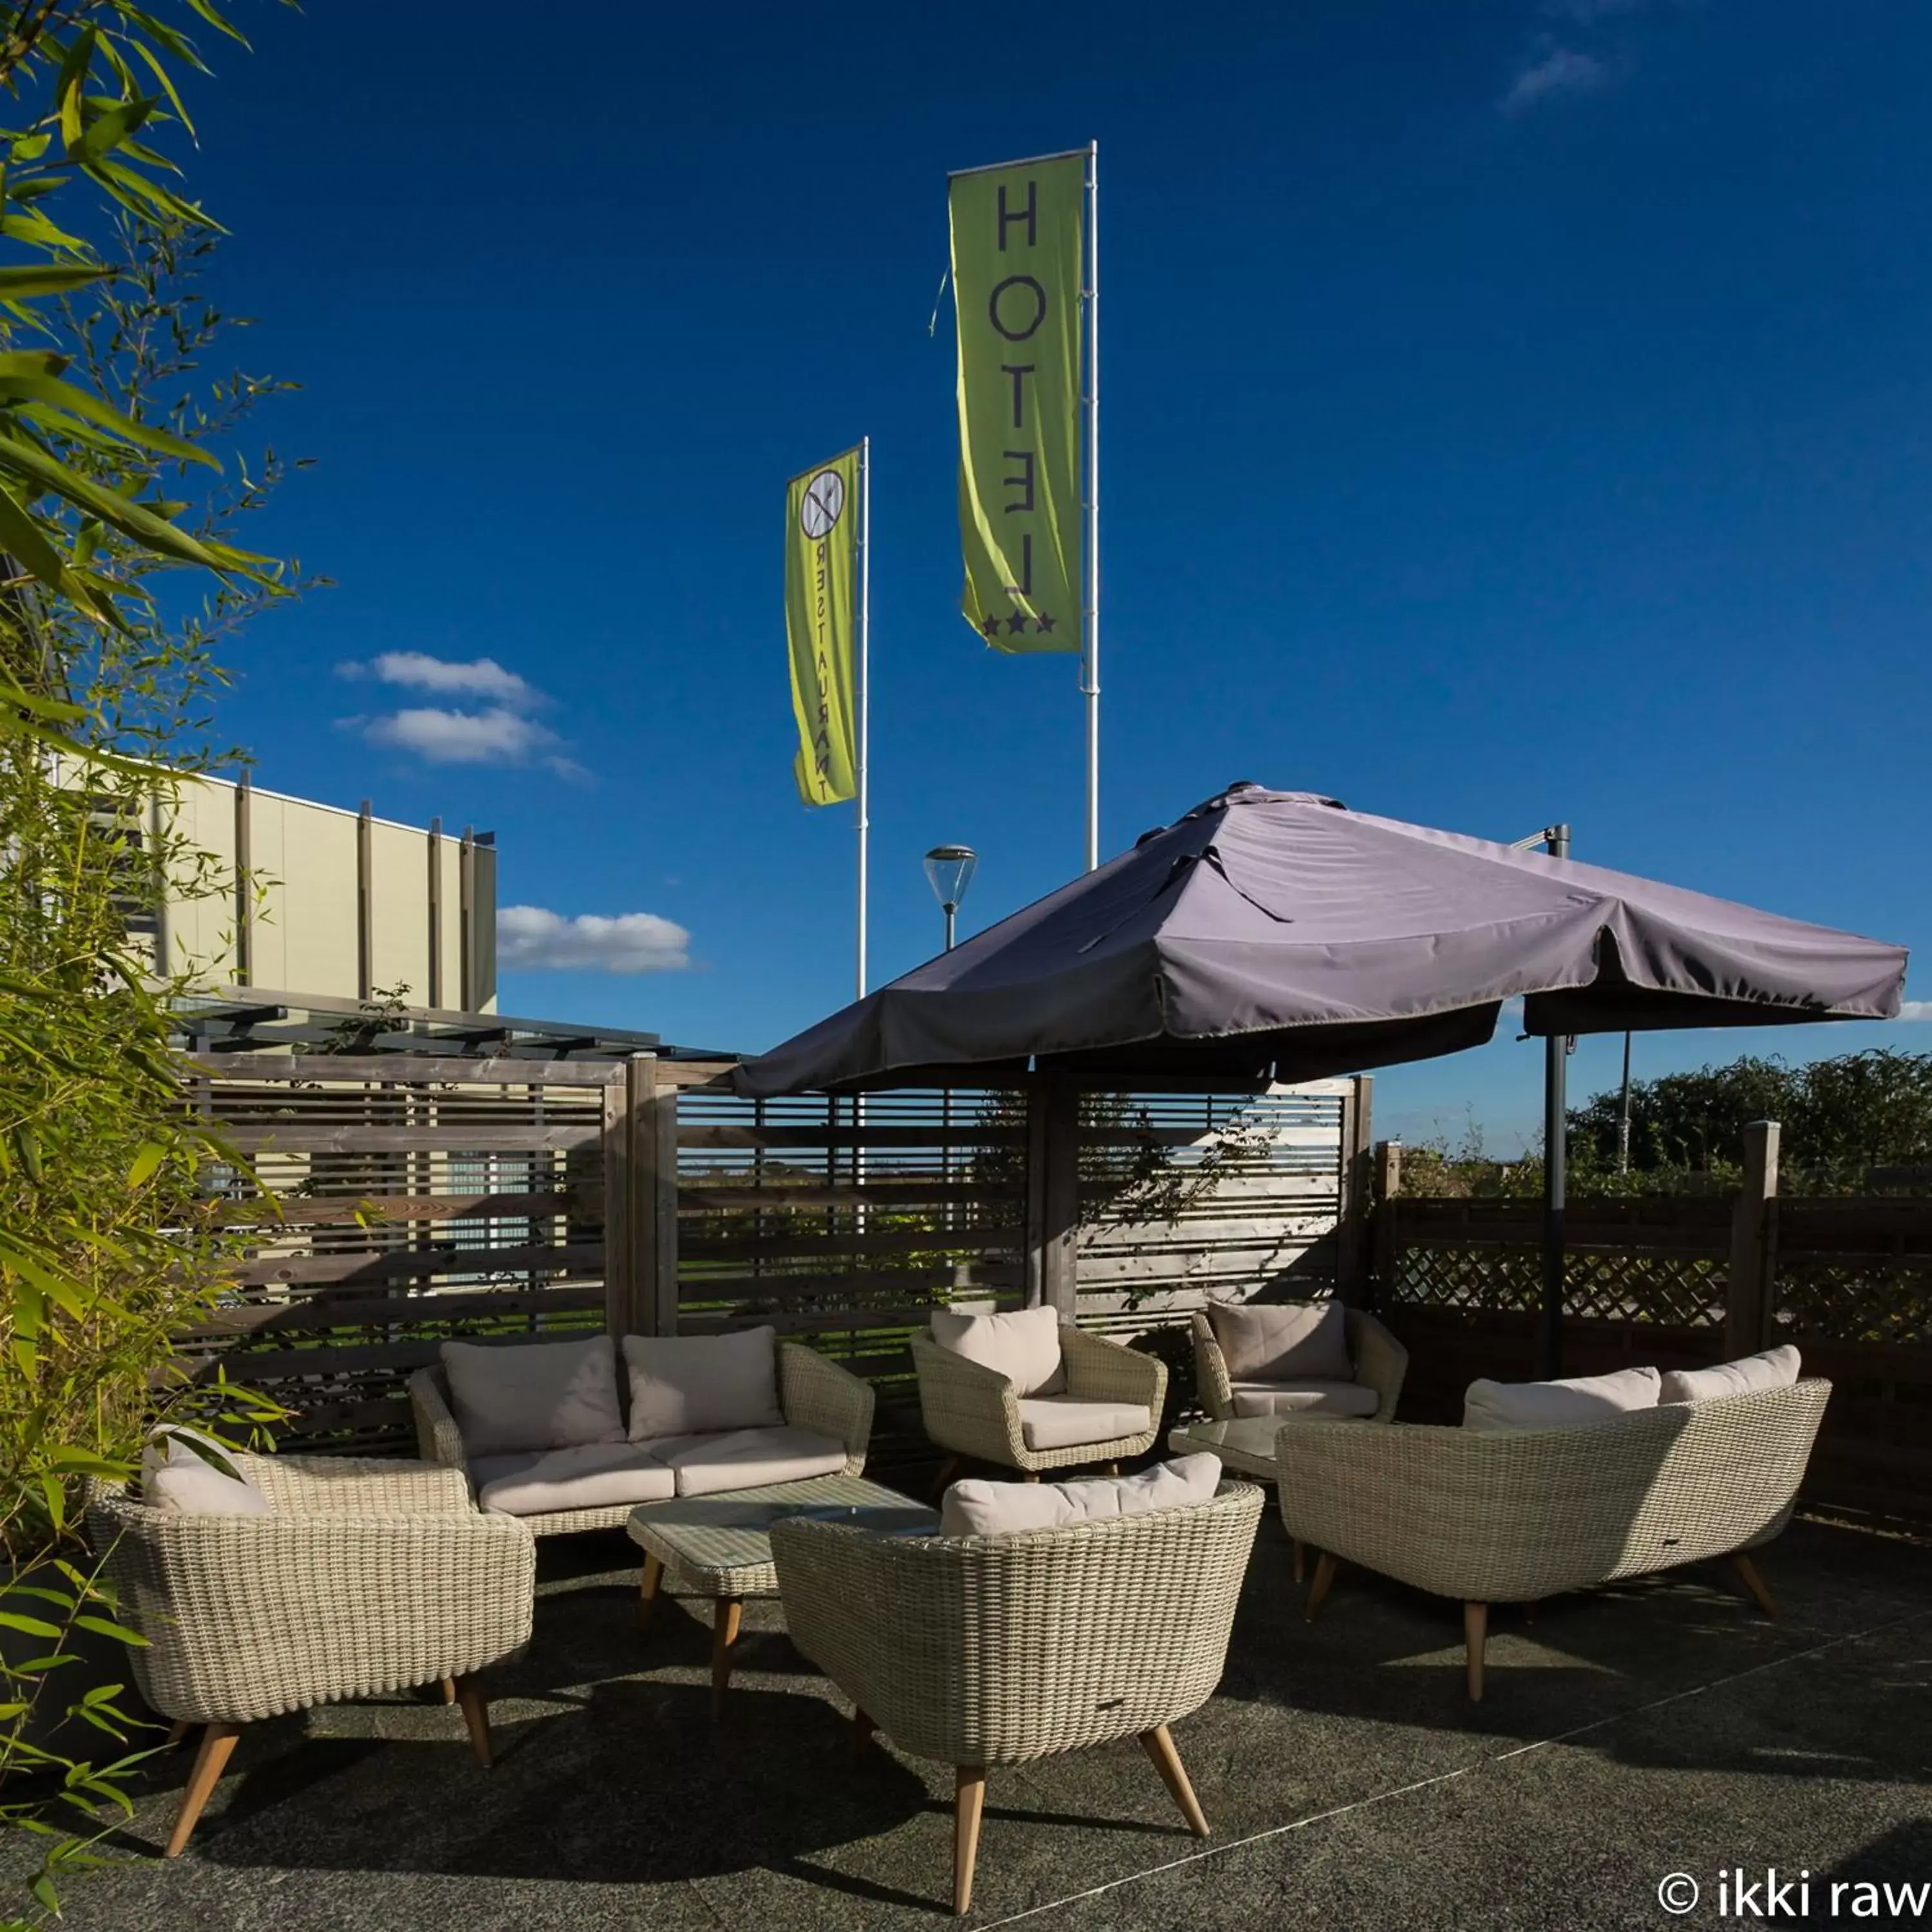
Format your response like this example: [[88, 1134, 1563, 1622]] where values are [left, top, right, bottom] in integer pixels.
[[949, 153, 1083, 654], [784, 446, 862, 806]]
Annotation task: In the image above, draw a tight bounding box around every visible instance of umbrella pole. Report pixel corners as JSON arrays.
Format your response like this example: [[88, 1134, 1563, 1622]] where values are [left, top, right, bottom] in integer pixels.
[[1540, 824, 1572, 1378]]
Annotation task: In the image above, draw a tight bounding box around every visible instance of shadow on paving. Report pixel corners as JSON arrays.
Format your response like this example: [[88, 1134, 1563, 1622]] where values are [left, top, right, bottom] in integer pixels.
[[47, 1510, 1932, 1930]]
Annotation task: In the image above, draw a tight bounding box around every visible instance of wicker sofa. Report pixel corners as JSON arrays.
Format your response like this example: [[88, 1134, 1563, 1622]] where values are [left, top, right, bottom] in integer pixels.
[[1278, 1378, 1832, 1700], [410, 1336, 875, 1535], [87, 1455, 533, 1856], [771, 1479, 1263, 1914], [912, 1319, 1166, 1481], [1191, 1301, 1408, 1423]]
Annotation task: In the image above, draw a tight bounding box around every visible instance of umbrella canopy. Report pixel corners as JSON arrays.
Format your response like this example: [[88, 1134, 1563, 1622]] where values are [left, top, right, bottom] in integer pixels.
[[737, 784, 1906, 1096]]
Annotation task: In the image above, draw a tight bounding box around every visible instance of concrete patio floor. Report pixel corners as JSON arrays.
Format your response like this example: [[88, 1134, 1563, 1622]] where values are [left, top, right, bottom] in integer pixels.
[[32, 1504, 1932, 1931]]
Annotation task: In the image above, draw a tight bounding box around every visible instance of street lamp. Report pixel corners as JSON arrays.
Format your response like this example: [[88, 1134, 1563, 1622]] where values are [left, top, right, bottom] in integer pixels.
[[924, 844, 978, 951]]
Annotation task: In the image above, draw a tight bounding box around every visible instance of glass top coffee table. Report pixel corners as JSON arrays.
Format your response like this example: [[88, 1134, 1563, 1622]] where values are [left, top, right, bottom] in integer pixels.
[[627, 1473, 936, 1716], [1169, 1414, 1354, 1584], [1168, 1411, 1354, 1478]]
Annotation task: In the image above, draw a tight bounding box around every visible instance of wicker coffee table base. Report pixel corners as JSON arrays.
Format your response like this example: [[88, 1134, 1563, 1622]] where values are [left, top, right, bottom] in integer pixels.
[[626, 1474, 936, 1717]]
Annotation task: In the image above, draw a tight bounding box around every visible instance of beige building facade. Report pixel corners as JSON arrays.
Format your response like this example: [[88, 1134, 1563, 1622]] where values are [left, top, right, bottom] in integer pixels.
[[156, 772, 497, 1012]]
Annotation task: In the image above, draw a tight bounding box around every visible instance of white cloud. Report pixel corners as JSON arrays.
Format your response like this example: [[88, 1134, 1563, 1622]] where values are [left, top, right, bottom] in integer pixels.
[[338, 652, 537, 706], [363, 705, 564, 766], [1502, 44, 1615, 111], [497, 905, 692, 974], [1899, 1001, 1932, 1021], [337, 649, 587, 775]]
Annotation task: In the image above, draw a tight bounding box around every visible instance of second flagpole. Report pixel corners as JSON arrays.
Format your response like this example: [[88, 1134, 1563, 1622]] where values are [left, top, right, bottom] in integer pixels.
[[1082, 140, 1101, 873], [857, 435, 871, 996]]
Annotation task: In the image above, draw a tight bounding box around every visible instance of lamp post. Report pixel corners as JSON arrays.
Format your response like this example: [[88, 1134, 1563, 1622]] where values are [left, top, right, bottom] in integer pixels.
[[923, 844, 978, 952], [924, 845, 977, 1229]]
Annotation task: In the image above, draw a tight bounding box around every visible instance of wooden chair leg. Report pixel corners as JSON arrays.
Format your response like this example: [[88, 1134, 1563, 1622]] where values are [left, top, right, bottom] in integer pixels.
[[1139, 1723, 1210, 1837], [932, 1454, 962, 1499], [1292, 1539, 1306, 1586], [165, 1723, 240, 1858], [1102, 1461, 1120, 1476], [639, 1553, 665, 1629], [1730, 1551, 1780, 1619], [854, 1707, 876, 1759], [1305, 1550, 1340, 1622], [1022, 1472, 1041, 1483], [439, 1676, 457, 1705], [1464, 1602, 1488, 1702], [166, 1718, 191, 1746], [710, 1596, 743, 1718], [954, 1766, 986, 1916], [451, 1676, 493, 1767]]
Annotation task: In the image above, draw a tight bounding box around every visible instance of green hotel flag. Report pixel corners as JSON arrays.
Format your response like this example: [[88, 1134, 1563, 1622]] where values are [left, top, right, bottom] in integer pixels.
[[784, 448, 861, 806], [950, 152, 1083, 654]]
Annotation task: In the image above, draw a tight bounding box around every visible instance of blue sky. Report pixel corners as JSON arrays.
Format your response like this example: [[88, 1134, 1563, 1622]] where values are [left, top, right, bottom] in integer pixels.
[[180, 0, 1928, 1151]]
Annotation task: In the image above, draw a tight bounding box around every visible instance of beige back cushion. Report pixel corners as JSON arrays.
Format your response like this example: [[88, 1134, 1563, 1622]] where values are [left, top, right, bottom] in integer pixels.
[[441, 1334, 627, 1458], [940, 1452, 1222, 1537], [1206, 1298, 1352, 1383], [142, 1426, 272, 1515], [929, 1304, 1066, 1396], [1660, 1344, 1801, 1406], [1463, 1364, 1662, 1432], [623, 1327, 784, 1440]]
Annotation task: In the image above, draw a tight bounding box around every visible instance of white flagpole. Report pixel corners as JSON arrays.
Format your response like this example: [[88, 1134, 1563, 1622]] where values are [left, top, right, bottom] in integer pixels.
[[857, 435, 871, 996], [1081, 140, 1101, 873]]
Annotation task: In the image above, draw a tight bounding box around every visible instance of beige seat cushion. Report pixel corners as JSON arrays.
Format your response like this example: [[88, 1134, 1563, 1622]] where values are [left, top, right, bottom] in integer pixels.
[[471, 1441, 675, 1516], [1206, 1299, 1352, 1382], [142, 1426, 272, 1515], [661, 1425, 849, 1497], [1660, 1344, 1801, 1406], [440, 1334, 626, 1458], [929, 1303, 1066, 1396], [623, 1327, 784, 1440], [940, 1453, 1222, 1537], [1016, 1396, 1153, 1452], [1463, 1364, 1662, 1432], [1231, 1379, 1379, 1420]]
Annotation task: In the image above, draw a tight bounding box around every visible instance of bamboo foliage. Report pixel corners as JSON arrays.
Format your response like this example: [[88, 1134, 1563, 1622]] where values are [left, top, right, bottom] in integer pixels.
[[0, 5, 296, 1923]]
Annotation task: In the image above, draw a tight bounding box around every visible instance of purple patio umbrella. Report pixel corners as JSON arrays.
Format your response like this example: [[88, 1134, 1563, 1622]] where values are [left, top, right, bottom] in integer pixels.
[[735, 784, 1907, 1368]]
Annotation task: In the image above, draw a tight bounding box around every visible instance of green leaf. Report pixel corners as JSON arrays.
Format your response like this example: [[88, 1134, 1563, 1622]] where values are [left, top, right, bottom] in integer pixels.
[[74, 95, 160, 164], [127, 1141, 166, 1188], [126, 37, 197, 138], [0, 1612, 63, 1640], [0, 431, 227, 569], [55, 26, 99, 155], [0, 265, 110, 299], [71, 1616, 147, 1647]]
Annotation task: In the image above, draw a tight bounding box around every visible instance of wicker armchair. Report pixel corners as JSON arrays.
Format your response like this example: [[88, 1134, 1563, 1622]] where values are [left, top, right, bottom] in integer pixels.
[[86, 1455, 535, 1856], [772, 1481, 1263, 1914], [410, 1337, 875, 1535], [1191, 1303, 1408, 1423], [1278, 1379, 1831, 1700], [912, 1323, 1166, 1479]]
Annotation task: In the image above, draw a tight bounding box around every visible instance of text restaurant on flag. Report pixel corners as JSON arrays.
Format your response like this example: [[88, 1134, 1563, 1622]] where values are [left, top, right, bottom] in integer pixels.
[[783, 440, 872, 996]]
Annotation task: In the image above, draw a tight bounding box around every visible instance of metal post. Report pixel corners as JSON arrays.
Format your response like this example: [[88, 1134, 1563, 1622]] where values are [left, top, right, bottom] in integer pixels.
[[1081, 139, 1100, 873], [1617, 1030, 1633, 1175], [944, 904, 956, 952], [856, 435, 871, 999], [1541, 822, 1571, 1378]]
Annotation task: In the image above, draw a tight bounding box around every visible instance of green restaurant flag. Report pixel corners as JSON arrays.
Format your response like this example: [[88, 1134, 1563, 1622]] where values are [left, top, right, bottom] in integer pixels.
[[950, 152, 1083, 654], [784, 448, 861, 806]]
